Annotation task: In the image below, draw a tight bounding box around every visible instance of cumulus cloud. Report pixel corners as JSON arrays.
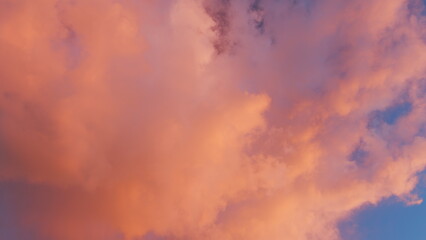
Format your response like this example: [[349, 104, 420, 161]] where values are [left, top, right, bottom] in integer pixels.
[[1, 0, 426, 239]]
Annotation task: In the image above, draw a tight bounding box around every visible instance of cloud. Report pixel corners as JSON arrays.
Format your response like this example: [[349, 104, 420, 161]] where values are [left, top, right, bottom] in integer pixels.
[[1, 0, 426, 240]]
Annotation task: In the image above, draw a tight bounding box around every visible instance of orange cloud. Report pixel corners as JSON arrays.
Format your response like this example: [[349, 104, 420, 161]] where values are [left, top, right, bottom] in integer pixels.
[[1, 0, 426, 240]]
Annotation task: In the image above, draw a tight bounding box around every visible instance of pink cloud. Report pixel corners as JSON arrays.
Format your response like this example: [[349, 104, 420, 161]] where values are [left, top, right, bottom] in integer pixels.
[[1, 0, 426, 239]]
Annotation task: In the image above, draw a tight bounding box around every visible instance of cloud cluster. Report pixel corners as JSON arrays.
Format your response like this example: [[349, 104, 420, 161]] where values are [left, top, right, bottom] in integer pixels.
[[1, 0, 426, 239]]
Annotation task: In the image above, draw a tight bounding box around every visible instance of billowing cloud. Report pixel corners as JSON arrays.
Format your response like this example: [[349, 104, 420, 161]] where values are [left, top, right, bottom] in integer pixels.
[[1, 0, 426, 239]]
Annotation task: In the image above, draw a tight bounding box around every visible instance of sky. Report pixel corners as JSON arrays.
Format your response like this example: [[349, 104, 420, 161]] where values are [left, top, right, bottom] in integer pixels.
[[1, 0, 426, 240], [339, 173, 426, 240]]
